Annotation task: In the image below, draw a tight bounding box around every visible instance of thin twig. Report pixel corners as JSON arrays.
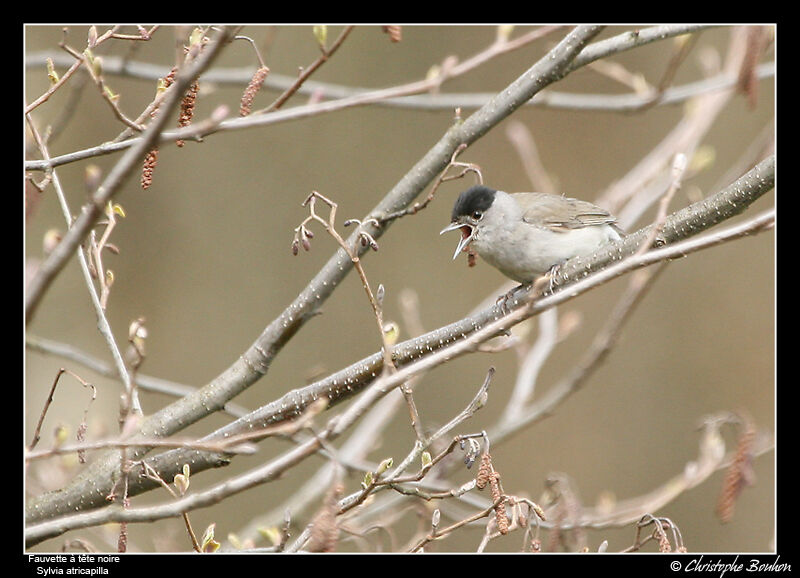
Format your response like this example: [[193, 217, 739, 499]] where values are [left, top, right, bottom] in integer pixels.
[[25, 434, 260, 462], [141, 462, 201, 552], [25, 115, 140, 415], [338, 369, 493, 515], [377, 143, 483, 224], [632, 31, 700, 112], [25, 334, 250, 418], [292, 191, 394, 372], [408, 495, 506, 552], [27, 368, 96, 452], [26, 25, 157, 116], [635, 152, 688, 256], [259, 26, 354, 113]]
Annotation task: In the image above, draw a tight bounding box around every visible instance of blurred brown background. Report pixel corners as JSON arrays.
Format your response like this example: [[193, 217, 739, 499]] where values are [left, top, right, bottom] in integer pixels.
[[25, 25, 774, 553]]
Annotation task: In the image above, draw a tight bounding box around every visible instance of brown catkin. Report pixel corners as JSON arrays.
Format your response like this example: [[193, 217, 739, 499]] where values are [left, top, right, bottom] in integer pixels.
[[139, 67, 176, 190], [531, 501, 547, 522], [658, 528, 672, 553], [240, 66, 270, 116], [737, 26, 769, 109], [117, 524, 127, 552], [307, 507, 338, 552], [176, 80, 199, 147], [141, 148, 158, 190], [716, 419, 756, 523], [489, 471, 501, 503], [476, 453, 492, 490], [162, 66, 177, 90], [495, 496, 509, 535], [307, 484, 343, 552], [382, 25, 402, 43], [489, 472, 508, 535], [76, 421, 87, 464]]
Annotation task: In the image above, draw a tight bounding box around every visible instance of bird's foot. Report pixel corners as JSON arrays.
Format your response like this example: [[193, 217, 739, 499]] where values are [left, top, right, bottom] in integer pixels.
[[496, 283, 528, 314]]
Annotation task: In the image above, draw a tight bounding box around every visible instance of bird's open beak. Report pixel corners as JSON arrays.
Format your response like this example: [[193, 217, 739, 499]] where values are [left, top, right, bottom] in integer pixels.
[[440, 222, 476, 260]]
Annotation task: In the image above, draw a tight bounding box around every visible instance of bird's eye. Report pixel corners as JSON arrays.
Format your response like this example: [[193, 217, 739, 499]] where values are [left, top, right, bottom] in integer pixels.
[[472, 210, 483, 220]]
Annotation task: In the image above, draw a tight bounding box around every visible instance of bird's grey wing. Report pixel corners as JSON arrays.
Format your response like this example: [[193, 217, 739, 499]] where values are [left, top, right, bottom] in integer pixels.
[[517, 193, 619, 232]]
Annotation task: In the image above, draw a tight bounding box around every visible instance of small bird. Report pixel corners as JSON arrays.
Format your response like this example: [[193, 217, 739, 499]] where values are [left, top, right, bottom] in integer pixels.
[[440, 185, 624, 284]]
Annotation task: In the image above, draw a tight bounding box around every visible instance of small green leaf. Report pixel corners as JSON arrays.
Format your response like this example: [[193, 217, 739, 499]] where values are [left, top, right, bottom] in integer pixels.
[[376, 457, 393, 476], [362, 471, 373, 489], [189, 27, 206, 47], [227, 533, 243, 550], [173, 473, 189, 496], [313, 25, 327, 49], [258, 526, 282, 547], [201, 523, 220, 552], [203, 539, 220, 553], [111, 203, 126, 218], [53, 424, 68, 446], [421, 451, 432, 468], [496, 25, 514, 42], [382, 321, 399, 345], [46, 58, 59, 85], [103, 85, 118, 102]]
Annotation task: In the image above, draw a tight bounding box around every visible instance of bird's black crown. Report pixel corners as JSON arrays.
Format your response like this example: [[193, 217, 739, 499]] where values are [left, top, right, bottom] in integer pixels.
[[451, 185, 497, 221]]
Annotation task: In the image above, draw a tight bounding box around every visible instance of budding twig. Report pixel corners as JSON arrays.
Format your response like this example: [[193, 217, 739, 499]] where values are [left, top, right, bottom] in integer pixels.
[[291, 191, 394, 373], [378, 143, 483, 224]]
